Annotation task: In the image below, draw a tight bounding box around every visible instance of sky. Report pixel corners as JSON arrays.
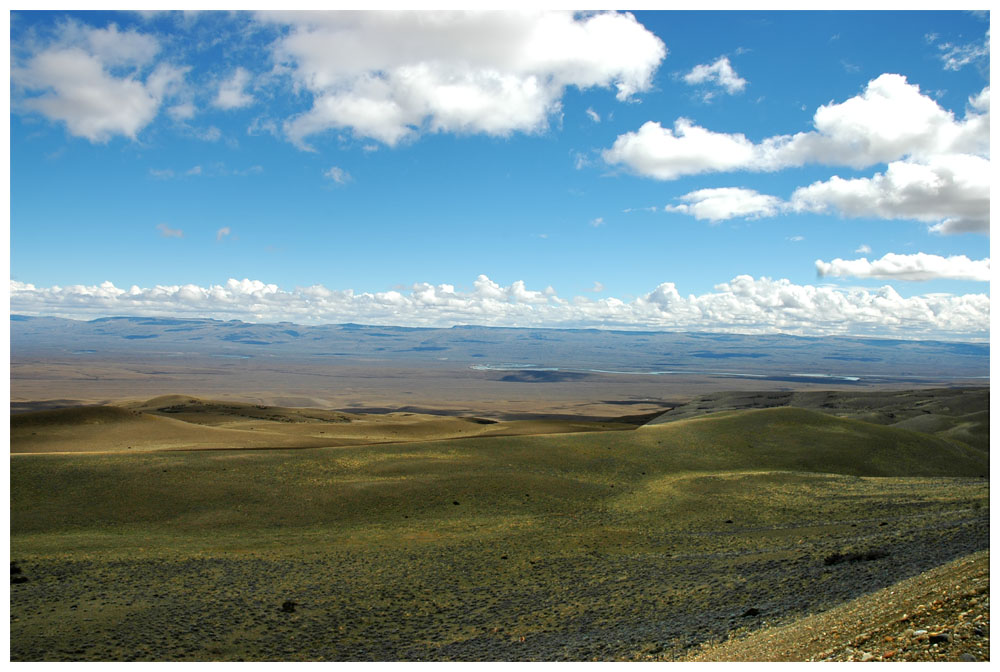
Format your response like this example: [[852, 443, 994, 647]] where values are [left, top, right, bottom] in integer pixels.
[[7, 9, 993, 339]]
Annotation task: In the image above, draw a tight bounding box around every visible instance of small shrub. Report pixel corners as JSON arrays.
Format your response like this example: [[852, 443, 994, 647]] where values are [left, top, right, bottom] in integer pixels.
[[823, 549, 889, 566]]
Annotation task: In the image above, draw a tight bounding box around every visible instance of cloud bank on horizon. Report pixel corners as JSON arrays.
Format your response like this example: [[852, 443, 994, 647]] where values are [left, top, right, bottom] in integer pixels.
[[9, 10, 991, 339], [9, 275, 989, 340]]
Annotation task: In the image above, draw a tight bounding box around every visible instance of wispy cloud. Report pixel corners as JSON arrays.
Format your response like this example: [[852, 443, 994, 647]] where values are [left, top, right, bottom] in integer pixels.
[[216, 227, 231, 242], [590, 217, 604, 227], [683, 56, 747, 95], [936, 30, 990, 71], [585, 107, 600, 123], [213, 67, 254, 109], [168, 102, 196, 121], [324, 166, 352, 184], [156, 223, 183, 238]]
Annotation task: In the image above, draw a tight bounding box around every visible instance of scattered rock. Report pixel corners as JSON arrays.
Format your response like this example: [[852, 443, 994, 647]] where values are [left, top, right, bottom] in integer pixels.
[[928, 633, 951, 644], [959, 653, 978, 662]]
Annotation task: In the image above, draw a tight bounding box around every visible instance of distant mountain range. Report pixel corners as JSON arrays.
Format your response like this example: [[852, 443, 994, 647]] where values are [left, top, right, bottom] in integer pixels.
[[10, 315, 989, 384]]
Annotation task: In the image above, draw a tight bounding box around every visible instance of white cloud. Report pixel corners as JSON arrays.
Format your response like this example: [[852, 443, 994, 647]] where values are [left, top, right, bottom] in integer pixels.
[[156, 223, 183, 238], [216, 227, 231, 241], [590, 217, 604, 227], [665, 187, 782, 222], [789, 154, 990, 234], [58, 21, 160, 67], [186, 165, 202, 176], [168, 102, 196, 121], [15, 49, 161, 142], [572, 151, 592, 170], [12, 24, 185, 142], [855, 244, 872, 254], [586, 107, 600, 123], [604, 118, 757, 180], [262, 10, 665, 148], [324, 166, 352, 184], [590, 281, 605, 292], [622, 76, 990, 234], [937, 30, 990, 71], [683, 56, 746, 94], [194, 126, 222, 142], [762, 75, 989, 169], [8, 275, 989, 339], [605, 74, 989, 178], [787, 235, 804, 242], [213, 67, 254, 110], [149, 168, 174, 179], [666, 153, 989, 234], [816, 253, 990, 282]]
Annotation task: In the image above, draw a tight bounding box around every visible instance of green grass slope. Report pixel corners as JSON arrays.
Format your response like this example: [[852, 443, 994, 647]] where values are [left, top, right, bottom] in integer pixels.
[[11, 407, 986, 550], [890, 410, 990, 451], [636, 407, 987, 477]]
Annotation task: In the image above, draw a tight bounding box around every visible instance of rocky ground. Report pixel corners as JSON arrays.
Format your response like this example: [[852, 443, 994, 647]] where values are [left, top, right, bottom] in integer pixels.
[[687, 549, 989, 662], [9, 487, 988, 662]]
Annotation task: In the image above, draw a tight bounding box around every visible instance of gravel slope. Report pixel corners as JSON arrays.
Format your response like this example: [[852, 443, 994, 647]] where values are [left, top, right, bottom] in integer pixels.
[[687, 549, 989, 662]]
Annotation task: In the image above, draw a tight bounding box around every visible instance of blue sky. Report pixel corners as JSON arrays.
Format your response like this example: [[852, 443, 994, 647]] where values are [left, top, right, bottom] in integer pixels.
[[8, 9, 992, 338]]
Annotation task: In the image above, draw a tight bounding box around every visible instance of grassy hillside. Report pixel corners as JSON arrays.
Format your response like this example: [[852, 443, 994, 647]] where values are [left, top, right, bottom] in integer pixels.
[[10, 402, 989, 661], [11, 407, 987, 547], [645, 387, 990, 452], [10, 396, 637, 455], [636, 407, 986, 477]]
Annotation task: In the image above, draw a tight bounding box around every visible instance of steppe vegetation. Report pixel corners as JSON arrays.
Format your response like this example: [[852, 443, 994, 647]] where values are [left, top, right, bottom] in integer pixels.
[[9, 388, 989, 661]]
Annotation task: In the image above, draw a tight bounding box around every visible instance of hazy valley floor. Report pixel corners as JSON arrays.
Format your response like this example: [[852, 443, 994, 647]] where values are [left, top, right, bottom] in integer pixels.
[[9, 389, 990, 661]]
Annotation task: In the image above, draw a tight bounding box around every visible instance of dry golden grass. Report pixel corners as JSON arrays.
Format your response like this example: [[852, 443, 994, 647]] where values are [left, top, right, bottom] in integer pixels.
[[10, 396, 637, 454]]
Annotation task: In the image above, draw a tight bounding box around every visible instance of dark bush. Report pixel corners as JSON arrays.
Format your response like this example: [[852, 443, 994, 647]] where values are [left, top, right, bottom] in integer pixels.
[[823, 549, 889, 566]]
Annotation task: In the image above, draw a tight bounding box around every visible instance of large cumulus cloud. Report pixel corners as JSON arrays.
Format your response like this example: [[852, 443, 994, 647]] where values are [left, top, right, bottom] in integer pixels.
[[11, 21, 187, 142], [265, 10, 666, 148], [609, 74, 990, 235]]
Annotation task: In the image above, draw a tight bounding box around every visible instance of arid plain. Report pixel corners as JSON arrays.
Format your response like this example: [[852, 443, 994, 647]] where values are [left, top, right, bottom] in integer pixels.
[[10, 318, 990, 661]]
